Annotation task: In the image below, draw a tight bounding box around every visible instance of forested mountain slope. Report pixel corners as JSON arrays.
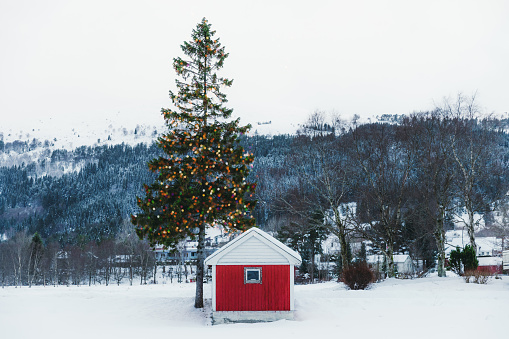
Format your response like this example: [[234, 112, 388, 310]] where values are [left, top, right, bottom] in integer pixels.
[[1, 116, 509, 259]]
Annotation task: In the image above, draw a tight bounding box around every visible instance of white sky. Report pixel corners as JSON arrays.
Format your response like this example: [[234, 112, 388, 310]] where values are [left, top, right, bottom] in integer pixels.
[[1, 0, 508, 134]]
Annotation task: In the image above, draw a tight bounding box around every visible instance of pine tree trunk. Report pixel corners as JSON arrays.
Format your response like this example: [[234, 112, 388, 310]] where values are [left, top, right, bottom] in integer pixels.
[[195, 224, 205, 308], [194, 52, 207, 308]]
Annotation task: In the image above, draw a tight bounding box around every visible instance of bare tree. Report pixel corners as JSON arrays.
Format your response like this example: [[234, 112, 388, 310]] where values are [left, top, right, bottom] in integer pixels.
[[112, 245, 126, 286], [27, 232, 44, 287], [97, 239, 115, 286], [405, 112, 458, 277], [7, 230, 31, 287], [351, 122, 414, 277], [117, 219, 139, 286], [174, 239, 186, 283], [273, 113, 355, 272], [137, 240, 155, 285], [0, 242, 10, 287], [84, 241, 98, 286], [298, 110, 328, 136], [440, 93, 505, 255], [43, 241, 60, 286]]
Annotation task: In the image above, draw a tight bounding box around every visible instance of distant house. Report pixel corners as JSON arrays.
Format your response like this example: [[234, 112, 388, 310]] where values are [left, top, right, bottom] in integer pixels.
[[367, 254, 415, 275], [153, 241, 216, 262], [153, 226, 231, 262], [444, 231, 504, 273], [444, 231, 502, 257], [205, 227, 302, 324], [477, 256, 502, 274]]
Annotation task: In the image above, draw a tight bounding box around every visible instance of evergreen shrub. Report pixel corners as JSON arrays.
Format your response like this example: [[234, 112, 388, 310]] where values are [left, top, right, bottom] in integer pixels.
[[462, 245, 479, 271], [448, 247, 463, 275], [447, 245, 479, 276]]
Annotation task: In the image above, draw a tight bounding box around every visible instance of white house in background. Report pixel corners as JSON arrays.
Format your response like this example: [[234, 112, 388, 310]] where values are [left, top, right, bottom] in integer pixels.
[[476, 237, 502, 256], [477, 256, 502, 267], [367, 254, 415, 275], [393, 255, 415, 274], [444, 231, 502, 257], [319, 233, 366, 259], [153, 226, 232, 262]]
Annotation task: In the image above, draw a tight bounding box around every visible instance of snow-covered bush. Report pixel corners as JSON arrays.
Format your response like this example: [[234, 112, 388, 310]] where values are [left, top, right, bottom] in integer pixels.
[[463, 269, 492, 284]]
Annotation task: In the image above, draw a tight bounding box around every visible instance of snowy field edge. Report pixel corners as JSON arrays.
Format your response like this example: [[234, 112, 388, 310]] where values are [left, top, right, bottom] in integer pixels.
[[1, 274, 508, 339]]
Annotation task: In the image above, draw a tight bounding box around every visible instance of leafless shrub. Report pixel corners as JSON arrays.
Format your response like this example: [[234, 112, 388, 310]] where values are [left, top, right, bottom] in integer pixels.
[[342, 261, 375, 290], [463, 269, 492, 284]]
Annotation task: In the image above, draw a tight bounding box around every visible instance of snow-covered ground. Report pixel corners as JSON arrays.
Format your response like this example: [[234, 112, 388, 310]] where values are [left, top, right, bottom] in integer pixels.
[[1, 274, 507, 339]]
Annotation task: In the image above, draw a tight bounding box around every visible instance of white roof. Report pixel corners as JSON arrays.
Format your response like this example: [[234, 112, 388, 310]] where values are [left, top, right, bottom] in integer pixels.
[[204, 227, 302, 266], [478, 256, 502, 266], [393, 254, 411, 263]]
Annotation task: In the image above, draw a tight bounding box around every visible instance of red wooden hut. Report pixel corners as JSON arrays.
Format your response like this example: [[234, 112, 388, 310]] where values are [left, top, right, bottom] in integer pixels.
[[205, 227, 302, 324]]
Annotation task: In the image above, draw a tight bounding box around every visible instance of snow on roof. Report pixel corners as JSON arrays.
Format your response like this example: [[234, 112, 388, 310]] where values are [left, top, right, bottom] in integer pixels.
[[445, 230, 463, 242], [476, 237, 501, 252], [393, 254, 411, 263], [478, 256, 502, 266]]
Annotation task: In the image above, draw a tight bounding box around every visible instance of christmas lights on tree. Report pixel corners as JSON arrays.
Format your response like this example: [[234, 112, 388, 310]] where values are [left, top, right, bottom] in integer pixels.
[[131, 18, 256, 308]]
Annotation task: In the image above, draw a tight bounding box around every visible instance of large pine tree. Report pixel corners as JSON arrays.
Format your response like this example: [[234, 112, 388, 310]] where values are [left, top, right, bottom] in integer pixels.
[[131, 18, 256, 308]]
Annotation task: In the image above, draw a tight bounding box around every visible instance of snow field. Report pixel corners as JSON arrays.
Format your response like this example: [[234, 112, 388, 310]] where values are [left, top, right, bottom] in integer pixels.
[[0, 275, 507, 339]]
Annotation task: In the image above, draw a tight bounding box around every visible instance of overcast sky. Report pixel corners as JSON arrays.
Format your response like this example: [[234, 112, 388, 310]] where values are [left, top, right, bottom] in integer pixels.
[[1, 0, 508, 134]]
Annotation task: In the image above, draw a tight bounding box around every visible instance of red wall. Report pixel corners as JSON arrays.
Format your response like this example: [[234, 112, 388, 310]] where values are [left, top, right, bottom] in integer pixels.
[[477, 265, 502, 274], [215, 265, 290, 311]]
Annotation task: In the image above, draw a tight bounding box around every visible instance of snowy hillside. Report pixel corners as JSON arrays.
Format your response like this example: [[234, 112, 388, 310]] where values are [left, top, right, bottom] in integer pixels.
[[0, 117, 166, 174], [1, 115, 166, 148], [0, 275, 507, 338], [0, 115, 299, 171], [249, 119, 299, 136], [0, 112, 401, 167]]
